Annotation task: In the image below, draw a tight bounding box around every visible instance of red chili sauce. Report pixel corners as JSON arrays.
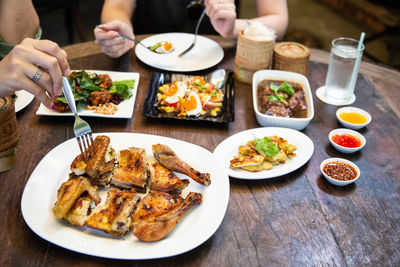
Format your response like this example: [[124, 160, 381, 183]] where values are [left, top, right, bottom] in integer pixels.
[[323, 161, 358, 181], [332, 133, 361, 148]]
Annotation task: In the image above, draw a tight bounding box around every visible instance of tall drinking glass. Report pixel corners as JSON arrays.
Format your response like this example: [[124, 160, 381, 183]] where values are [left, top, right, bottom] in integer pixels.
[[317, 37, 364, 105]]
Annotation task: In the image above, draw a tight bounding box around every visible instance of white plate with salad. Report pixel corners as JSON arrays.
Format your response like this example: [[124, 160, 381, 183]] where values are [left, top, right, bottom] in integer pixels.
[[213, 127, 314, 179], [135, 33, 224, 72], [36, 70, 139, 119]]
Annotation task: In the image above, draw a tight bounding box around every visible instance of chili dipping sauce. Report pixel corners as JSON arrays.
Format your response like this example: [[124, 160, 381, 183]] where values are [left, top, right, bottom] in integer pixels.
[[323, 161, 358, 181], [332, 133, 362, 148]]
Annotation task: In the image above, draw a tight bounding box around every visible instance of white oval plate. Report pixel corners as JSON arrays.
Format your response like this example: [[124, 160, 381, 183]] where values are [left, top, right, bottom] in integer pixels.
[[14, 90, 34, 112], [21, 133, 229, 259], [135, 33, 224, 72], [213, 127, 314, 179]]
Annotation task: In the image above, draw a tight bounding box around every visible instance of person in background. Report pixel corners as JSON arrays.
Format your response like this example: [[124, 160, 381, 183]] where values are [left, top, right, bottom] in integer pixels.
[[94, 0, 288, 58], [0, 0, 71, 109]]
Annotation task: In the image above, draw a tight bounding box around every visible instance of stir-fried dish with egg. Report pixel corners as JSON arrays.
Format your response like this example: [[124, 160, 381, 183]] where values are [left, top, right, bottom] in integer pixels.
[[155, 76, 224, 117], [53, 70, 135, 115], [150, 41, 173, 53]]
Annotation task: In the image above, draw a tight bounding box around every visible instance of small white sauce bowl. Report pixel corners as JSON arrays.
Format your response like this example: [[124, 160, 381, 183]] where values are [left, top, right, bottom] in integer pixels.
[[320, 157, 360, 186], [336, 106, 371, 130], [329, 128, 366, 153]]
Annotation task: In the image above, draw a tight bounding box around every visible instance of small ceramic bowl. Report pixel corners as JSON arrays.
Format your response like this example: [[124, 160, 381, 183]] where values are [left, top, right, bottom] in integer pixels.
[[320, 158, 360, 186], [329, 128, 366, 153], [252, 70, 314, 130], [336, 106, 371, 130]]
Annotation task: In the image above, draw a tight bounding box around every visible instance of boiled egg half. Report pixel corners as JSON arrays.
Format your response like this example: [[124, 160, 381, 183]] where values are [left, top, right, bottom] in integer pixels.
[[185, 92, 202, 116], [165, 81, 187, 104]]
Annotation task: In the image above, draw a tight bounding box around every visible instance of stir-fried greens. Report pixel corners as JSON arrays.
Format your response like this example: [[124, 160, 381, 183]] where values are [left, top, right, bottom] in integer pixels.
[[53, 70, 135, 113]]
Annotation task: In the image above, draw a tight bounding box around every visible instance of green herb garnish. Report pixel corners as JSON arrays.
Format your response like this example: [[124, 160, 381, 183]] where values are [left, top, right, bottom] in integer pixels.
[[194, 82, 207, 90], [269, 81, 295, 104], [253, 136, 279, 157], [150, 43, 161, 51]]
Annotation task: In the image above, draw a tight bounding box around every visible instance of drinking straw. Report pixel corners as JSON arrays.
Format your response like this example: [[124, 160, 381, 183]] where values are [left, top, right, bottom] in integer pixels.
[[349, 32, 365, 93]]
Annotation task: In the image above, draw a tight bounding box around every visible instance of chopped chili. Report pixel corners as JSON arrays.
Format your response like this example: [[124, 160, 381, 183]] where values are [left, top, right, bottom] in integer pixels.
[[323, 161, 357, 181]]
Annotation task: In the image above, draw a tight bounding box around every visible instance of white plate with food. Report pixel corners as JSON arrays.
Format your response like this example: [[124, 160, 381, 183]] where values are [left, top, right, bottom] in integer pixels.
[[21, 132, 229, 259], [213, 127, 314, 179], [135, 33, 224, 72], [36, 70, 139, 119], [14, 90, 34, 112]]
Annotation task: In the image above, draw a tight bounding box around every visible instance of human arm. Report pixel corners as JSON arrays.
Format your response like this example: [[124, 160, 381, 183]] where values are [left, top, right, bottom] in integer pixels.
[[93, 0, 136, 58], [0, 0, 40, 44], [0, 38, 71, 109], [204, 0, 288, 40]]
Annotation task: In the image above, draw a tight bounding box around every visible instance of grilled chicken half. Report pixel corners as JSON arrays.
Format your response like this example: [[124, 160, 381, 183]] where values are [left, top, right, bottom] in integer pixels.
[[132, 191, 202, 241], [85, 188, 139, 236], [111, 147, 149, 191], [70, 135, 115, 185], [53, 176, 101, 220], [152, 144, 211, 186], [148, 161, 189, 193]]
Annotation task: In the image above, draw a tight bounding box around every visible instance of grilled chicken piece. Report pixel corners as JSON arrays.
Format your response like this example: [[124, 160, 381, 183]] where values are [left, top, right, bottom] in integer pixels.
[[148, 161, 189, 193], [152, 144, 211, 186], [85, 188, 139, 236], [111, 147, 149, 191], [64, 193, 92, 226], [70, 135, 115, 185], [53, 176, 100, 219], [132, 191, 184, 222], [132, 192, 202, 241]]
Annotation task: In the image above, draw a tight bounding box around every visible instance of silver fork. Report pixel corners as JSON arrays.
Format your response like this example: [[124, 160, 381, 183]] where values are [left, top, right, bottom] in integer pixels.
[[178, 9, 206, 57], [61, 77, 95, 159]]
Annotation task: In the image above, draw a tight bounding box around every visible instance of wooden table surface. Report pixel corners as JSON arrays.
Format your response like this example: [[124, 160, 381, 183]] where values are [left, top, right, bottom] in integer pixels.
[[1, 35, 399, 266]]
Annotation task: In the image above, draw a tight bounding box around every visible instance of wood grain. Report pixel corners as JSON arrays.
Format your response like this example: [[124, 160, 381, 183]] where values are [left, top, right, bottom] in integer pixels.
[[0, 36, 398, 266]]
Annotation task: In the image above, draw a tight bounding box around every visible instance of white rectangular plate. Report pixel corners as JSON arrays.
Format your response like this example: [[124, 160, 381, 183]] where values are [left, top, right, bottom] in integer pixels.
[[36, 70, 140, 119], [21, 133, 229, 259]]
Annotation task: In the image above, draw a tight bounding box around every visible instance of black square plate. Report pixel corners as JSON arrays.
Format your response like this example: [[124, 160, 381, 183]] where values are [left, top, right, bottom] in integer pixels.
[[142, 70, 235, 123]]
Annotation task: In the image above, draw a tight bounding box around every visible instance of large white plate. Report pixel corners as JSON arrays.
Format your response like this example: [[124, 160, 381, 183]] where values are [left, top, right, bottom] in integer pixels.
[[135, 33, 224, 72], [213, 127, 314, 179], [36, 70, 140, 119], [14, 90, 34, 112], [21, 133, 229, 259]]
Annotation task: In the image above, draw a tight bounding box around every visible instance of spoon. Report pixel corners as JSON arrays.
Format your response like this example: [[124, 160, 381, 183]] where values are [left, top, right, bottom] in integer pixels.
[[95, 25, 174, 54]]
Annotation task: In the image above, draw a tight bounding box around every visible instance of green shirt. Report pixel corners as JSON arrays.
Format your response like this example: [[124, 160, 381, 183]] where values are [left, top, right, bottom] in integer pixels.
[[0, 27, 42, 59]]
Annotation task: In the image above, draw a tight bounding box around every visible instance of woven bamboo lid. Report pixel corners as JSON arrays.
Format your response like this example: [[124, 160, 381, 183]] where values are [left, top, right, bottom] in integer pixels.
[[272, 42, 310, 77], [0, 96, 18, 171]]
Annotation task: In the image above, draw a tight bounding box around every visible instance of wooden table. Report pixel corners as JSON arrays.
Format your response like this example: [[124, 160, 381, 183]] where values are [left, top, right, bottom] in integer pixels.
[[1, 35, 399, 266]]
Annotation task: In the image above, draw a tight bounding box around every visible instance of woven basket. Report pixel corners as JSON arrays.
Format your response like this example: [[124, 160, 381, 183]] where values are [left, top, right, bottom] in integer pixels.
[[234, 30, 275, 83], [272, 42, 310, 77], [0, 96, 18, 171]]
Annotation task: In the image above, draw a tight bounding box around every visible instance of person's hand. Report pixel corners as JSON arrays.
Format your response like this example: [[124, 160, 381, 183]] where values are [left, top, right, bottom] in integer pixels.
[[94, 20, 135, 58], [0, 38, 70, 109], [205, 0, 237, 39]]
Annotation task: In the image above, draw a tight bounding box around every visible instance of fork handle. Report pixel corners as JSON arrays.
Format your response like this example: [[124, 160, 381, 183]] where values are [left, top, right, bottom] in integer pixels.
[[61, 77, 78, 115]]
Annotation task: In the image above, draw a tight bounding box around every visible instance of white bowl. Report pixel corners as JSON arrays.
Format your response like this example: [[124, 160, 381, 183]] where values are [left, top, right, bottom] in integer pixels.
[[252, 70, 314, 130], [320, 158, 360, 186], [329, 128, 366, 153], [336, 106, 371, 130]]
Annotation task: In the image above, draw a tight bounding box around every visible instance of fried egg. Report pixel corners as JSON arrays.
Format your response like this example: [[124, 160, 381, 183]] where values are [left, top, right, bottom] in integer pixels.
[[165, 81, 187, 104], [185, 92, 202, 116]]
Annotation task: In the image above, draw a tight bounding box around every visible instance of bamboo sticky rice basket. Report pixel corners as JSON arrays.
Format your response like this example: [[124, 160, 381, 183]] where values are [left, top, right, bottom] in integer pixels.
[[272, 42, 310, 77], [0, 96, 18, 171], [234, 30, 275, 84]]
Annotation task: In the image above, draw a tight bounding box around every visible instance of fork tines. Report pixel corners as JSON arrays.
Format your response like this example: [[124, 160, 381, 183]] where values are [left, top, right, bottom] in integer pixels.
[[77, 133, 95, 159]]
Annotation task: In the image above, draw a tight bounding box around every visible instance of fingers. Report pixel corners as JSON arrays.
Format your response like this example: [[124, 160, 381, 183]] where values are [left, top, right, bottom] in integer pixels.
[[23, 79, 53, 109], [16, 47, 63, 98]]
